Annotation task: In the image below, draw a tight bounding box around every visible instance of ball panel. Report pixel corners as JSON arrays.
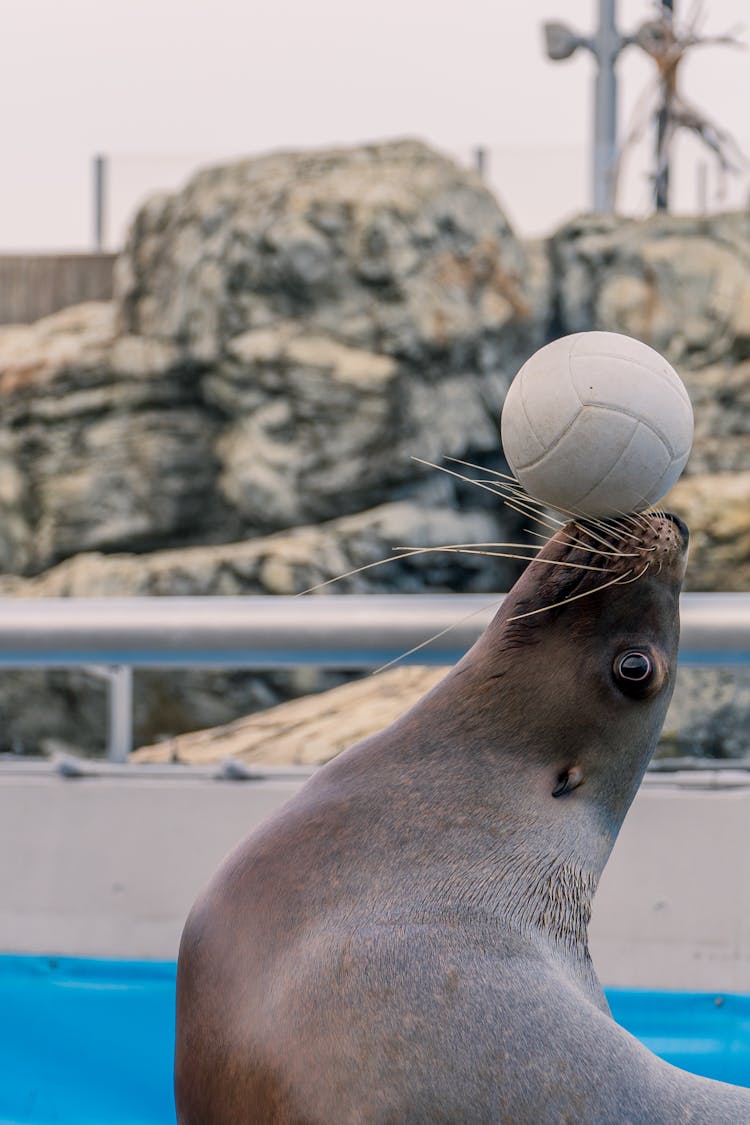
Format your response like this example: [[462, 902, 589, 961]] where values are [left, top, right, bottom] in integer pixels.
[[641, 445, 691, 508], [570, 329, 671, 370], [511, 336, 583, 455], [500, 369, 547, 469], [669, 398, 694, 461], [516, 405, 638, 512], [569, 353, 690, 458], [573, 420, 673, 517], [569, 331, 692, 408]]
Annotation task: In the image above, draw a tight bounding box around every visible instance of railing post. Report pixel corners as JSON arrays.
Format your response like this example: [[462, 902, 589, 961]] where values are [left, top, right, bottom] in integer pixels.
[[106, 665, 133, 762]]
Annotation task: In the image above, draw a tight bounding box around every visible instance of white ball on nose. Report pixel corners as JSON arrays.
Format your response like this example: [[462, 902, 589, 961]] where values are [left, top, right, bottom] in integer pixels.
[[500, 331, 694, 518]]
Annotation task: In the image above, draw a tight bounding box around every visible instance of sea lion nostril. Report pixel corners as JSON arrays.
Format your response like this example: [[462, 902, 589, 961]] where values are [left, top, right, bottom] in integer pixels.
[[662, 511, 689, 544]]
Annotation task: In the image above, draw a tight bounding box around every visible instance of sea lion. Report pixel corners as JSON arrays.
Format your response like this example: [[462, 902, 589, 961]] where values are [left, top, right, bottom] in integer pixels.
[[175, 510, 750, 1124]]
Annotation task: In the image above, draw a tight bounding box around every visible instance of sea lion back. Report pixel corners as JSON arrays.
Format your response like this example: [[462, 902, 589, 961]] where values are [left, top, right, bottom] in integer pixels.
[[175, 513, 750, 1123]]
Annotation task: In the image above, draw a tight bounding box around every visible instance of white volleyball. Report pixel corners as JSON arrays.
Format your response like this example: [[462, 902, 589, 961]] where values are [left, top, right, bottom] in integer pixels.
[[500, 331, 694, 518]]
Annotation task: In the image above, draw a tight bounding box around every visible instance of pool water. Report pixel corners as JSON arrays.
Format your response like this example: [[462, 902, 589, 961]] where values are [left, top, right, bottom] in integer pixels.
[[2, 956, 750, 1125]]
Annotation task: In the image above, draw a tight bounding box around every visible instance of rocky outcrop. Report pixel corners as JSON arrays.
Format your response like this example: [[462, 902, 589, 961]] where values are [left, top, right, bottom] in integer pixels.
[[132, 661, 750, 766], [0, 501, 517, 754], [0, 302, 219, 573], [677, 361, 750, 476], [551, 212, 750, 371], [133, 666, 444, 766], [666, 472, 750, 591], [0, 141, 547, 579], [0, 141, 749, 757], [115, 139, 548, 536], [661, 666, 750, 761], [117, 140, 547, 365], [0, 500, 516, 598]]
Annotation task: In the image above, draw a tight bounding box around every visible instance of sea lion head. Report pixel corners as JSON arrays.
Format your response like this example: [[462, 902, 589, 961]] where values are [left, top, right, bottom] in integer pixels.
[[467, 510, 689, 838]]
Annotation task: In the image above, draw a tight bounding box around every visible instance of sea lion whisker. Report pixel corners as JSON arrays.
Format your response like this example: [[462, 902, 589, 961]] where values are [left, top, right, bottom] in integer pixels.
[[578, 515, 636, 544], [391, 546, 610, 572], [514, 498, 630, 544], [393, 541, 542, 552], [474, 478, 537, 491], [441, 457, 651, 551], [551, 521, 641, 557], [512, 505, 636, 559], [444, 456, 520, 486], [571, 521, 625, 554], [418, 462, 569, 533], [585, 514, 646, 549], [494, 490, 566, 528], [436, 460, 561, 523], [619, 511, 650, 533], [500, 494, 566, 527], [295, 549, 439, 595], [500, 498, 569, 536], [602, 503, 652, 534], [372, 596, 507, 675], [506, 569, 634, 623], [490, 479, 562, 515], [444, 527, 638, 561], [411, 457, 517, 503], [523, 526, 628, 557], [614, 562, 651, 585]]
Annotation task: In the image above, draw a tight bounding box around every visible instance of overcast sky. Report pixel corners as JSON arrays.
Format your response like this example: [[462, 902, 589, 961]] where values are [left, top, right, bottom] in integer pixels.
[[2, 0, 748, 250]]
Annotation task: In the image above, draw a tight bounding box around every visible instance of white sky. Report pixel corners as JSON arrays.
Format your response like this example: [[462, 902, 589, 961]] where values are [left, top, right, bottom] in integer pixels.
[[1, 0, 748, 250]]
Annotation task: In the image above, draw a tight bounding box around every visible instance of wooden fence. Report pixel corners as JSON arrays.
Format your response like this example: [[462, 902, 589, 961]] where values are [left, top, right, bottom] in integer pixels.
[[0, 254, 116, 325]]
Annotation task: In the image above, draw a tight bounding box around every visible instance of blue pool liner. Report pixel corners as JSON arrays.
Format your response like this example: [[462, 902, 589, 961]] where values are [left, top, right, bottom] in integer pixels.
[[2, 955, 750, 1125]]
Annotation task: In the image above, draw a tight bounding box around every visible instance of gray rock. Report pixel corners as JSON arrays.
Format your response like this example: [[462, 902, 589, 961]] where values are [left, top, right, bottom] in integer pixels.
[[127, 662, 750, 767], [0, 303, 223, 572], [658, 666, 750, 761], [0, 141, 749, 759], [678, 361, 750, 476], [116, 139, 545, 366], [0, 500, 523, 754], [206, 320, 509, 532], [551, 212, 750, 370], [0, 142, 546, 572], [0, 498, 521, 598], [664, 471, 750, 591]]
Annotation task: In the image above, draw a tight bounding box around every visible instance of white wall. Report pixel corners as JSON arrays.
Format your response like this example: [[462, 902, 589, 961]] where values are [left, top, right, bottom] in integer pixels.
[[3, 767, 749, 992], [591, 779, 750, 991]]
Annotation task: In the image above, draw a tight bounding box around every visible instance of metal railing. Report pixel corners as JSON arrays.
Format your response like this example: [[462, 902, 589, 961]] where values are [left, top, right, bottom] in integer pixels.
[[0, 594, 748, 762]]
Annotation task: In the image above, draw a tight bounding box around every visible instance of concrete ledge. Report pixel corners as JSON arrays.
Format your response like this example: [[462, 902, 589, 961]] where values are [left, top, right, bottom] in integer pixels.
[[2, 766, 749, 991], [591, 782, 750, 991]]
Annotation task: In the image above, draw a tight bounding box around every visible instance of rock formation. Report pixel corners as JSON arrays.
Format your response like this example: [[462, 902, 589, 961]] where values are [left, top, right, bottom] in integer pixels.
[[131, 658, 750, 769], [0, 140, 748, 758]]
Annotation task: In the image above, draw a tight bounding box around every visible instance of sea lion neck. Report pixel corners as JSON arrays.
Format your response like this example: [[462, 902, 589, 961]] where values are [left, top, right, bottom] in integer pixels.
[[352, 509, 688, 939]]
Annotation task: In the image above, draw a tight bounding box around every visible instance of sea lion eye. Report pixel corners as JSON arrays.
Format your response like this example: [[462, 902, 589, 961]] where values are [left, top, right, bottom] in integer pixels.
[[613, 650, 654, 693]]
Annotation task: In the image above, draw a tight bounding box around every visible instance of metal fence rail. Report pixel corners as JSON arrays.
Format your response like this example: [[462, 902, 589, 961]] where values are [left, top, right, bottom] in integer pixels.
[[0, 594, 748, 761]]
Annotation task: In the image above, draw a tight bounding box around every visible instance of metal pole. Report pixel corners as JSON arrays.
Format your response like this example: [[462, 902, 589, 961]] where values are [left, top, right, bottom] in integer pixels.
[[543, 2, 633, 215], [474, 146, 488, 180], [93, 154, 107, 252], [697, 161, 708, 214], [655, 0, 674, 211], [0, 595, 746, 667], [592, 0, 619, 212], [106, 665, 133, 762]]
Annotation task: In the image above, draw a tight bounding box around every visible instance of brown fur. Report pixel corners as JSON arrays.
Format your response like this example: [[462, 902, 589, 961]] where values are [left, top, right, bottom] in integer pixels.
[[175, 513, 750, 1123]]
